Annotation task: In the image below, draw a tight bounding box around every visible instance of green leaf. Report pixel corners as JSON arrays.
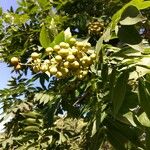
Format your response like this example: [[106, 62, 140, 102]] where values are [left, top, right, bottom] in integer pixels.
[[38, 0, 49, 9], [64, 28, 72, 41], [137, 112, 150, 127], [23, 126, 39, 132], [89, 127, 105, 150], [120, 14, 144, 25], [138, 1, 150, 10], [146, 128, 150, 150], [101, 64, 108, 83], [34, 92, 44, 102], [19, 14, 29, 24], [120, 5, 146, 25], [22, 118, 41, 126], [58, 132, 67, 144], [109, 68, 117, 93], [105, 117, 144, 148], [91, 120, 97, 137], [111, 3, 133, 29], [138, 78, 150, 118], [0, 7, 2, 16], [112, 72, 129, 116], [54, 31, 65, 45], [21, 111, 41, 118], [40, 93, 50, 104], [107, 129, 126, 150], [142, 48, 150, 55], [49, 31, 65, 48], [34, 92, 55, 105], [117, 25, 142, 45], [123, 112, 137, 127], [40, 25, 53, 48], [48, 18, 58, 38], [110, 1, 150, 30], [102, 27, 111, 42], [136, 58, 150, 77], [96, 36, 103, 59]]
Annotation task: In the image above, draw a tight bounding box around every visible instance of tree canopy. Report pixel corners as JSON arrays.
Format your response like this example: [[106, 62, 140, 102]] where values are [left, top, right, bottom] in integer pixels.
[[0, 0, 150, 149]]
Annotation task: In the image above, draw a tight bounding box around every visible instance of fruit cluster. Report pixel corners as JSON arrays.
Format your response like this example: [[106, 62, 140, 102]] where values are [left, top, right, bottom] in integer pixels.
[[11, 38, 96, 79], [88, 21, 104, 36]]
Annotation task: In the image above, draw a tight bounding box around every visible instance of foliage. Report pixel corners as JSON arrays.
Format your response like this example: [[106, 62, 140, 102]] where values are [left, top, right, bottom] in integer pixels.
[[0, 0, 150, 149]]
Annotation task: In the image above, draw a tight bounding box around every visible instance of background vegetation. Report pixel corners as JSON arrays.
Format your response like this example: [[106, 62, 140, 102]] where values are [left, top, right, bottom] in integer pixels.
[[0, 0, 150, 149]]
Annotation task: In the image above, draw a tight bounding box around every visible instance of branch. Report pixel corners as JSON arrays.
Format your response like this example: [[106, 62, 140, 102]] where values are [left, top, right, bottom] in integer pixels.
[[73, 90, 89, 107]]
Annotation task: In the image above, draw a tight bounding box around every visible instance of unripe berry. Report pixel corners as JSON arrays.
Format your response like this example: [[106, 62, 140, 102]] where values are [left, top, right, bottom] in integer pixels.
[[44, 59, 51, 64], [34, 58, 41, 64], [85, 43, 91, 49], [55, 55, 62, 62], [61, 68, 69, 74], [49, 66, 57, 75], [87, 49, 95, 54], [50, 58, 57, 65], [54, 45, 60, 52], [81, 56, 89, 61], [63, 61, 70, 68], [90, 53, 96, 60], [81, 56, 92, 66], [10, 57, 19, 65], [93, 25, 98, 29], [82, 70, 88, 76], [72, 61, 80, 68], [71, 47, 78, 55], [76, 51, 83, 58], [58, 49, 69, 57], [69, 37, 76, 45], [33, 66, 40, 73], [82, 47, 88, 52], [56, 71, 63, 78], [15, 64, 21, 70], [40, 64, 48, 72], [78, 74, 84, 79], [33, 59, 41, 68], [67, 54, 75, 62], [85, 57, 92, 65], [81, 60, 88, 67], [76, 41, 84, 48], [96, 27, 101, 32], [31, 52, 40, 60], [33, 58, 41, 63], [59, 42, 69, 48], [45, 47, 53, 54]]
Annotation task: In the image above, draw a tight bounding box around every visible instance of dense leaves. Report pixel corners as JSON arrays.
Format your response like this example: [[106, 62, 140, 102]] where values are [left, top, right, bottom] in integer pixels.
[[0, 0, 150, 149]]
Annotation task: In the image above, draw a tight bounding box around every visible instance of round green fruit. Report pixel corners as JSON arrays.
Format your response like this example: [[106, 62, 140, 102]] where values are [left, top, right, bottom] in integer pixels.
[[45, 47, 53, 54], [10, 57, 19, 65], [31, 52, 40, 60], [49, 66, 57, 75], [67, 54, 75, 62]]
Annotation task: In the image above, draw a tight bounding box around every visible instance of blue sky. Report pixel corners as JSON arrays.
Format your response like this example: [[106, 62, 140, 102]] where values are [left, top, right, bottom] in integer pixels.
[[0, 63, 13, 89], [0, 0, 17, 11], [0, 0, 18, 89]]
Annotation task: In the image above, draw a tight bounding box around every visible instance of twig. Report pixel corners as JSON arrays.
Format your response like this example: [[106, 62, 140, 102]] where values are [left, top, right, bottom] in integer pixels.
[[73, 90, 89, 106]]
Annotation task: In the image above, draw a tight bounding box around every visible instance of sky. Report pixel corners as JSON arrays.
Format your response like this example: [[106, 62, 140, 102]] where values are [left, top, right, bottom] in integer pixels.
[[0, 0, 17, 11], [0, 62, 12, 89], [0, 0, 18, 89], [0, 0, 18, 131]]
